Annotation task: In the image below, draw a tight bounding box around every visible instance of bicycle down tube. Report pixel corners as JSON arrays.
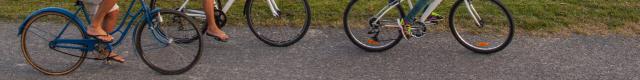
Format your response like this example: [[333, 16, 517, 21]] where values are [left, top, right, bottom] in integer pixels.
[[177, 0, 281, 17], [371, 0, 453, 24]]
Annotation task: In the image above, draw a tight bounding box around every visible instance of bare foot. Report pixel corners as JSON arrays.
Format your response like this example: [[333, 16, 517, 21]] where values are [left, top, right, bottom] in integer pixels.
[[205, 29, 230, 42]]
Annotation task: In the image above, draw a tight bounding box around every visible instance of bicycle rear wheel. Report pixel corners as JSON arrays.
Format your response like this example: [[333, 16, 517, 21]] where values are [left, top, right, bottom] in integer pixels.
[[135, 9, 202, 75], [20, 12, 87, 75], [343, 0, 404, 52], [245, 0, 311, 47], [449, 0, 514, 53]]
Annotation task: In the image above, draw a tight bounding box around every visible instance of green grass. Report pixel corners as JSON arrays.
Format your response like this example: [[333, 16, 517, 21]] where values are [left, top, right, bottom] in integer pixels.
[[2, 0, 639, 34]]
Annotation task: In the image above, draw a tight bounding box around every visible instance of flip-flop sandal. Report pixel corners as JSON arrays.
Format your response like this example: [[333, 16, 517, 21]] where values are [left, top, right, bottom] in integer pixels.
[[205, 33, 229, 42], [88, 34, 114, 43], [106, 52, 125, 63]]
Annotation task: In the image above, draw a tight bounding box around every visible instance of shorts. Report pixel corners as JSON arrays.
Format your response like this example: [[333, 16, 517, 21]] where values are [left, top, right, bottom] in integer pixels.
[[83, 0, 120, 16]]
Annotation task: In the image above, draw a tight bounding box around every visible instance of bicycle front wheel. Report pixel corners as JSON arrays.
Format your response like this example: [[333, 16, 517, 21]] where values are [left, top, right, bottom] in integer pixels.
[[449, 0, 514, 53], [245, 0, 311, 47], [135, 9, 202, 75], [20, 12, 87, 75]]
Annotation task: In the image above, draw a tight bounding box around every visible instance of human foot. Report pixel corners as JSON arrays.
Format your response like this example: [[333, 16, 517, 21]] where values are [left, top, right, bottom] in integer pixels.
[[106, 52, 125, 63], [87, 27, 114, 42], [205, 30, 230, 42]]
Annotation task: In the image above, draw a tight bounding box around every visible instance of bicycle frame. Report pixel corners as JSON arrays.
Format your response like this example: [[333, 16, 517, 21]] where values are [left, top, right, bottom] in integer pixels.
[[176, 0, 282, 17], [372, 0, 480, 25], [18, 0, 163, 52]]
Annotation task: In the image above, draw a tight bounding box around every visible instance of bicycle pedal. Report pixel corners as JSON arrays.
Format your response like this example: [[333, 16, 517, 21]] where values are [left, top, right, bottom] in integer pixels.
[[396, 19, 411, 39]]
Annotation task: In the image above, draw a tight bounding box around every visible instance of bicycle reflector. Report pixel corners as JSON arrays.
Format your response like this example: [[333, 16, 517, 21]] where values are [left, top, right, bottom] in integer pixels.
[[367, 39, 380, 46], [477, 42, 490, 47]]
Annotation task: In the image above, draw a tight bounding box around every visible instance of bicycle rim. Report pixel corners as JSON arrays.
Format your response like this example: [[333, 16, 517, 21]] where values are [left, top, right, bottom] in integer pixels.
[[449, 0, 514, 53], [136, 10, 202, 75], [343, 0, 404, 52], [21, 12, 86, 75], [246, 0, 311, 47]]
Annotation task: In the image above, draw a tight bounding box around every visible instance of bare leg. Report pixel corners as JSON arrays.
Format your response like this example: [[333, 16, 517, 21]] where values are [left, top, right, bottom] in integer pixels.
[[103, 9, 125, 62], [87, 0, 118, 41], [103, 9, 120, 33], [204, 0, 229, 41]]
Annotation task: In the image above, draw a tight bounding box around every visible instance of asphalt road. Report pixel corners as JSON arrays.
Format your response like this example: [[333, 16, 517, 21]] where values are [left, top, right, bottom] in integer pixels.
[[1, 22, 640, 80]]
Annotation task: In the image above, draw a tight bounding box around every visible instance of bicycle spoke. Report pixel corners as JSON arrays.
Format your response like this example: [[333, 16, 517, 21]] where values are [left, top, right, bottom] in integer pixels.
[[21, 12, 86, 75], [28, 27, 58, 41], [450, 0, 514, 53], [167, 45, 190, 62], [135, 9, 201, 74], [247, 0, 310, 46]]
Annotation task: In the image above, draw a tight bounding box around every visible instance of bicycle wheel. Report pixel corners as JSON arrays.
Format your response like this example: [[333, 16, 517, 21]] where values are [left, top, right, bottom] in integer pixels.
[[343, 0, 404, 52], [20, 12, 87, 75], [135, 9, 202, 75], [245, 0, 311, 47], [449, 0, 514, 53]]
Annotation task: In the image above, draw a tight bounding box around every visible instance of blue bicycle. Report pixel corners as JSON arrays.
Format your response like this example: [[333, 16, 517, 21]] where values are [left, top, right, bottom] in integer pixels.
[[18, 0, 202, 75], [343, 0, 514, 53]]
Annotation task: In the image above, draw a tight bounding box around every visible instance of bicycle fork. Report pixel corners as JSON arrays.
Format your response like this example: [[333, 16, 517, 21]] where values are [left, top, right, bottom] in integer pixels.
[[464, 0, 484, 27], [266, 0, 282, 17]]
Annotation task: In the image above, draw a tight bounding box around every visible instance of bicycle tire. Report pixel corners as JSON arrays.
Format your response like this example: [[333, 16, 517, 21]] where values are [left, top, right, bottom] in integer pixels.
[[135, 9, 202, 75], [343, 0, 404, 52], [20, 12, 87, 75], [448, 0, 514, 54], [245, 0, 311, 47]]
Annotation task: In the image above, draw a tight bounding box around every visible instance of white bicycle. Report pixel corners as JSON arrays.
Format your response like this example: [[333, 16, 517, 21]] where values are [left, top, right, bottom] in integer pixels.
[[152, 0, 311, 47], [343, 0, 515, 53]]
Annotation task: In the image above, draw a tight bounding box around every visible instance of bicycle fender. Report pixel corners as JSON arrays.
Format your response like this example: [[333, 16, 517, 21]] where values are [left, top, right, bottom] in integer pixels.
[[140, 9, 162, 24], [151, 8, 161, 14], [18, 7, 86, 36]]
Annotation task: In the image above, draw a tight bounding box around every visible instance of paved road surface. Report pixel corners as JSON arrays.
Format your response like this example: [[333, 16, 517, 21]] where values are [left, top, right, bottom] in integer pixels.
[[1, 22, 640, 79]]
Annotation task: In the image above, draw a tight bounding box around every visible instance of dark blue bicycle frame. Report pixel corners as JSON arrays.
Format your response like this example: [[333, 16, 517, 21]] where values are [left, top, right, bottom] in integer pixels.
[[18, 0, 162, 52]]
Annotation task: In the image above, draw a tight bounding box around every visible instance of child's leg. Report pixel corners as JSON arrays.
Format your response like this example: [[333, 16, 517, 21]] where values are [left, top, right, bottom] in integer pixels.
[[406, 0, 430, 20], [90, 0, 118, 32], [88, 0, 119, 41], [203, 0, 230, 41], [103, 5, 120, 33]]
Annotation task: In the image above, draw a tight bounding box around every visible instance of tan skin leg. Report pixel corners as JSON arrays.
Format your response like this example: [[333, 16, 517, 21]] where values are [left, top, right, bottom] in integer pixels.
[[87, 0, 118, 41], [204, 0, 230, 41], [104, 10, 125, 62], [87, 0, 125, 62], [103, 9, 119, 33]]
